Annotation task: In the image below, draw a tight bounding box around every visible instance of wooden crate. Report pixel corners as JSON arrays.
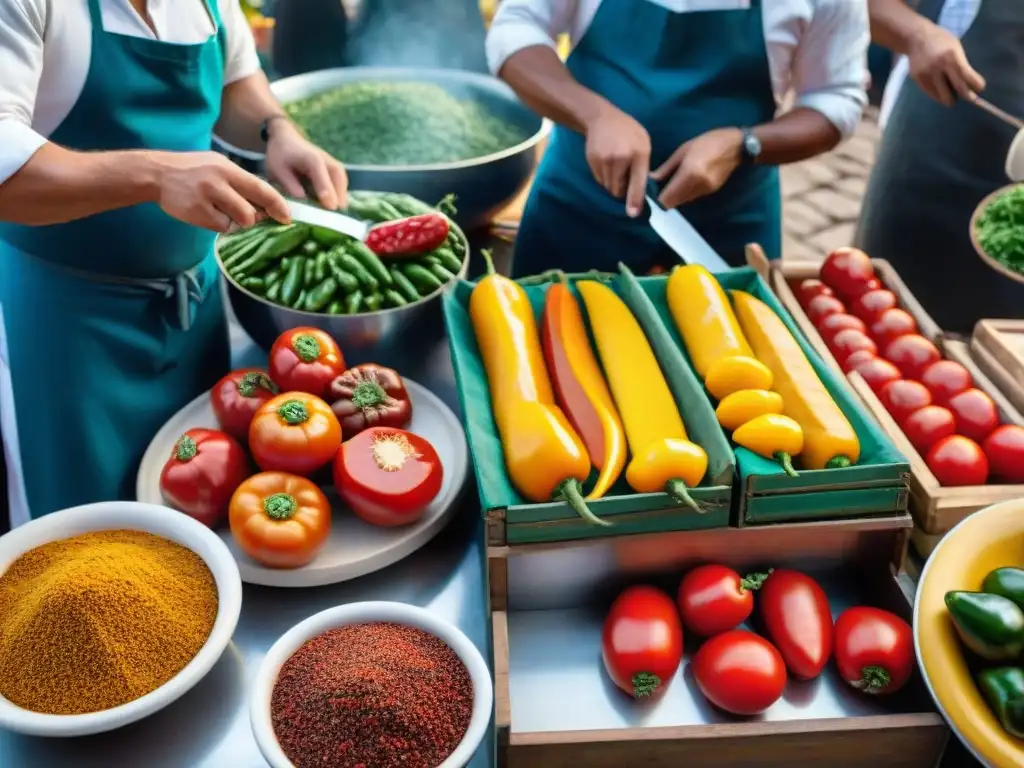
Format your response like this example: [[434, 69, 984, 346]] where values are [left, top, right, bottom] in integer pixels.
[[973, 320, 1024, 414], [490, 517, 947, 767], [765, 255, 1024, 536]]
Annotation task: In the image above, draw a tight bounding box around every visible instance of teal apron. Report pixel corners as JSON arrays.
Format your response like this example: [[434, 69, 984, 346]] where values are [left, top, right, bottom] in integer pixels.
[[0, 0, 230, 524], [512, 0, 781, 278]]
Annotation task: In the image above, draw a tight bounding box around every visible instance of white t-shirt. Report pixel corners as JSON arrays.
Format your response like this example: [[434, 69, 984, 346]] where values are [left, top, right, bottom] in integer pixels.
[[0, 0, 262, 184]]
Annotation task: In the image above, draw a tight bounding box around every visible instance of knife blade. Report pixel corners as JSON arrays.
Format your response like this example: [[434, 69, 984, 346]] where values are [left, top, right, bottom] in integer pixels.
[[286, 199, 370, 241], [645, 194, 730, 273]]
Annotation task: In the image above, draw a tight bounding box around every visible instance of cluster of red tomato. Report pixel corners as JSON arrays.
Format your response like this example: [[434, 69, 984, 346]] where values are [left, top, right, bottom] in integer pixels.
[[796, 248, 1024, 487], [601, 566, 913, 716], [159, 326, 443, 568]]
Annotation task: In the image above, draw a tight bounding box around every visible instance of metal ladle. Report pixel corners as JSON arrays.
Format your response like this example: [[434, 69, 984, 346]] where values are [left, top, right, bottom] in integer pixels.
[[969, 95, 1024, 181]]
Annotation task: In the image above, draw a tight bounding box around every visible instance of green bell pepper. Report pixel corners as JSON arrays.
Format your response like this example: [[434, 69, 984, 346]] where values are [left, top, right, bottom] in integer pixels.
[[977, 667, 1024, 738], [983, 567, 1024, 611], [945, 591, 1024, 661]]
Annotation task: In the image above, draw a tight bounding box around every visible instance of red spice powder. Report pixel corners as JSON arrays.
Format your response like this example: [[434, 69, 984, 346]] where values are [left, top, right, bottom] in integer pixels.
[[271, 622, 474, 768]]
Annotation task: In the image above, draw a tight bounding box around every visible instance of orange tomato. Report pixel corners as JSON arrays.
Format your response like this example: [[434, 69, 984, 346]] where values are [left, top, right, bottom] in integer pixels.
[[249, 391, 342, 475], [229, 471, 331, 568]]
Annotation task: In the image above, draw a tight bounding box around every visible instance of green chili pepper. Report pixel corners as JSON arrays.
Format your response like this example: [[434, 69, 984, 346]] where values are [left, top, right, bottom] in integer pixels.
[[336, 252, 379, 291], [327, 299, 345, 315], [240, 275, 266, 295], [984, 568, 1024, 611], [303, 256, 318, 287], [313, 252, 331, 283], [305, 278, 338, 312], [346, 240, 393, 286], [363, 293, 383, 312], [345, 289, 364, 315], [401, 263, 443, 295], [389, 267, 420, 303], [220, 236, 263, 270], [433, 248, 463, 273], [302, 240, 320, 256], [232, 225, 309, 276], [293, 288, 308, 310], [266, 280, 282, 303], [279, 256, 306, 307], [311, 226, 345, 247], [945, 591, 1024, 661], [345, 197, 390, 222], [263, 266, 283, 287], [977, 667, 1024, 738], [429, 262, 456, 284], [383, 289, 408, 308]]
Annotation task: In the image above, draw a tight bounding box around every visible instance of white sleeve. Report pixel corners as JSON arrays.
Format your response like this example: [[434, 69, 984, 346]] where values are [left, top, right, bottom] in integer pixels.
[[485, 0, 579, 75], [219, 0, 262, 85], [786, 0, 870, 139], [0, 0, 49, 185]]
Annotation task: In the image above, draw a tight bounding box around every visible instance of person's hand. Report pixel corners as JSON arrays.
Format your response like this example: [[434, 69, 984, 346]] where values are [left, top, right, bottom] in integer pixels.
[[264, 120, 348, 210], [651, 128, 744, 210], [152, 151, 292, 232], [906, 22, 986, 106], [584, 104, 651, 217]]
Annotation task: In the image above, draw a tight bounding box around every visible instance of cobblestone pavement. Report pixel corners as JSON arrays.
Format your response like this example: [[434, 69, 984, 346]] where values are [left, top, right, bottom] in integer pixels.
[[781, 107, 881, 263]]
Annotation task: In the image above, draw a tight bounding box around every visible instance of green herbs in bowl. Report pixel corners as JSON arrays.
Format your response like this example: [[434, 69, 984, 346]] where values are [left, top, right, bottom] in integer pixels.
[[973, 184, 1024, 281]]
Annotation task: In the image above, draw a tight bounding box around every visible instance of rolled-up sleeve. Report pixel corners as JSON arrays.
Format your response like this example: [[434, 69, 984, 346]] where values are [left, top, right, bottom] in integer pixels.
[[0, 0, 48, 185], [789, 0, 869, 139], [219, 0, 262, 85], [485, 0, 579, 75]]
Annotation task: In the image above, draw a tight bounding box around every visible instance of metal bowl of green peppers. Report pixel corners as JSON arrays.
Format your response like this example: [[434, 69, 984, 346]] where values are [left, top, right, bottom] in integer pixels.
[[215, 67, 549, 228], [216, 190, 469, 369]]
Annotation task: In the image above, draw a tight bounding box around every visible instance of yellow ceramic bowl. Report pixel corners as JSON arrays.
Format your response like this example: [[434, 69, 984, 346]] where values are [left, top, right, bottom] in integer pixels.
[[915, 498, 1024, 767]]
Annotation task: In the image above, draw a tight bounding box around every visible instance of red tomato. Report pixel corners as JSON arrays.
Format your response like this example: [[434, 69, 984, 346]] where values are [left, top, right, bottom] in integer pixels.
[[691, 630, 787, 715], [210, 369, 279, 440], [676, 565, 768, 637], [831, 329, 877, 369], [869, 309, 918, 349], [796, 279, 833, 306], [851, 289, 897, 324], [882, 335, 941, 380], [333, 427, 443, 526], [834, 607, 914, 695], [843, 349, 877, 373], [926, 435, 989, 486], [878, 379, 932, 425], [983, 425, 1024, 483], [601, 586, 683, 699], [946, 388, 1000, 443], [853, 277, 882, 298], [160, 428, 250, 528], [851, 357, 902, 394], [820, 247, 875, 299], [805, 295, 846, 324], [759, 569, 833, 679], [919, 360, 974, 405], [902, 406, 957, 454], [816, 312, 867, 344], [268, 327, 346, 398]]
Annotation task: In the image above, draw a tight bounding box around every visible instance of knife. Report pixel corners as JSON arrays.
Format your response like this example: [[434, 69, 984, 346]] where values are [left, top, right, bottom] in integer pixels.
[[286, 199, 370, 241], [645, 180, 730, 273]]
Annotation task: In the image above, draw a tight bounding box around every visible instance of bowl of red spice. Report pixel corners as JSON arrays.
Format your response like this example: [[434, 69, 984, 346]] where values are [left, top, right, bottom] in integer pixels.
[[250, 601, 493, 768]]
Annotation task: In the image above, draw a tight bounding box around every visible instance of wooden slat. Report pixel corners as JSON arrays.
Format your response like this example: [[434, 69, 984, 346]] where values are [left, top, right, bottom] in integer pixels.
[[488, 547, 509, 612], [492, 611, 511, 731], [971, 336, 1024, 416], [974, 320, 1024, 395]]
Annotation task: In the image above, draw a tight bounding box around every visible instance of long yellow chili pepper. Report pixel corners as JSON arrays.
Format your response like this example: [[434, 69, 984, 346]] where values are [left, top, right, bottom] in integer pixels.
[[733, 414, 804, 477], [731, 290, 861, 469], [541, 275, 626, 500], [716, 389, 784, 430], [470, 251, 608, 525], [577, 280, 707, 511]]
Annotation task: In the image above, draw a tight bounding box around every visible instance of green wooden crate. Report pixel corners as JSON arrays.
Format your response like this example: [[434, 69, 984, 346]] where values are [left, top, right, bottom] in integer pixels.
[[441, 272, 735, 545], [617, 267, 910, 525]]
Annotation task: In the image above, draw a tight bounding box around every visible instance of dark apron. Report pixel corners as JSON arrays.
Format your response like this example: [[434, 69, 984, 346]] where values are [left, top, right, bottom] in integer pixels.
[[855, 0, 1024, 333]]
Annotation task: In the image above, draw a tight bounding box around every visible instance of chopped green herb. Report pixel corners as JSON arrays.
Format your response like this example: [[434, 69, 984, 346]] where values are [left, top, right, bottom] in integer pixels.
[[976, 185, 1024, 272]]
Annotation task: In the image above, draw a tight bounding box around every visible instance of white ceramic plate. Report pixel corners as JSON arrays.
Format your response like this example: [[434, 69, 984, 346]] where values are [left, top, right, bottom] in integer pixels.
[[137, 378, 468, 588], [250, 601, 493, 768], [0, 502, 242, 737]]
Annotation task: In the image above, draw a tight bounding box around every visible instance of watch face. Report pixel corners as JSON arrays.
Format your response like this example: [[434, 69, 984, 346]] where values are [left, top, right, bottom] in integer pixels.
[[744, 132, 762, 158]]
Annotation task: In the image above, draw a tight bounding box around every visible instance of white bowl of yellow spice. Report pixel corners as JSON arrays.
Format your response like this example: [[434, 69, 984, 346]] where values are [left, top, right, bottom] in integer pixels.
[[0, 501, 242, 737]]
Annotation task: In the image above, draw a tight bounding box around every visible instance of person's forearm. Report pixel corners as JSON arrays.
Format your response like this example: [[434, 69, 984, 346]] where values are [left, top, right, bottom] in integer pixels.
[[0, 143, 160, 226], [752, 109, 842, 166], [499, 46, 612, 133], [216, 71, 290, 151], [868, 0, 930, 55]]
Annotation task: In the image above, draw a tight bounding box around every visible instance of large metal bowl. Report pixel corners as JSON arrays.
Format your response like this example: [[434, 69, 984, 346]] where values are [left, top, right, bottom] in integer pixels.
[[215, 66, 549, 228], [217, 208, 469, 369]]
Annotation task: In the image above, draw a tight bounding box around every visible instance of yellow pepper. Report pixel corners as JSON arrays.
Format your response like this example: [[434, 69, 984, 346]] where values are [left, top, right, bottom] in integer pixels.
[[704, 355, 774, 401], [733, 414, 804, 477], [470, 251, 608, 526], [577, 280, 708, 511], [731, 290, 861, 470], [666, 265, 753, 379], [716, 389, 784, 431]]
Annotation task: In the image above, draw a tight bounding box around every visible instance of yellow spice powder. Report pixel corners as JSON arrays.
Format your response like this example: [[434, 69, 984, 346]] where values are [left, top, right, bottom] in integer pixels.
[[0, 530, 218, 715]]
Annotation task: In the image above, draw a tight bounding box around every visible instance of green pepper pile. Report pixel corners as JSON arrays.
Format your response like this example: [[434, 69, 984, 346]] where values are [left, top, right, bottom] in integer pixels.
[[976, 185, 1024, 273], [946, 566, 1024, 738], [284, 82, 531, 166], [217, 191, 467, 315]]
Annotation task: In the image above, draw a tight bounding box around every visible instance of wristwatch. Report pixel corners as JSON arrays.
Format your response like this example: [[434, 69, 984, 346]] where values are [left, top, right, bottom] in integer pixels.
[[260, 115, 291, 144], [740, 128, 762, 165]]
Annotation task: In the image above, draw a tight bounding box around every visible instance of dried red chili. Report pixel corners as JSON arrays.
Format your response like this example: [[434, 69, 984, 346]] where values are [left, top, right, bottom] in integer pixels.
[[271, 622, 473, 768], [364, 213, 450, 256], [327, 363, 413, 437]]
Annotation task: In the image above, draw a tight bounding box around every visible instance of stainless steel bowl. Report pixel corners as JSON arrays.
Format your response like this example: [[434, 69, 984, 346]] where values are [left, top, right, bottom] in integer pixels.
[[216, 212, 469, 369], [215, 66, 550, 228]]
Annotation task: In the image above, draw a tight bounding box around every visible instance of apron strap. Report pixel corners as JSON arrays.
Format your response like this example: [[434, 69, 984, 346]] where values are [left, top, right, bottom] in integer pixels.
[[85, 0, 104, 27]]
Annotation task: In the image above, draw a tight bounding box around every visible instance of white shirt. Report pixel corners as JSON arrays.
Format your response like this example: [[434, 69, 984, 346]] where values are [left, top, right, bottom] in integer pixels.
[[0, 0, 261, 185], [486, 0, 870, 139], [878, 0, 981, 129]]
